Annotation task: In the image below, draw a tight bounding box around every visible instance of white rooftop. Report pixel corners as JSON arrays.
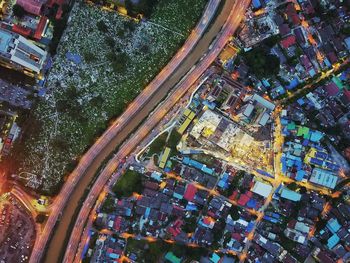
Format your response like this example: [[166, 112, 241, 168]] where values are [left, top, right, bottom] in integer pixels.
[[252, 181, 272, 198]]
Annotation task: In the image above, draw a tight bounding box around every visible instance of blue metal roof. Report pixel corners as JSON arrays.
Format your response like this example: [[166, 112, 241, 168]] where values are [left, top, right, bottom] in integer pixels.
[[65, 52, 82, 64], [0, 29, 12, 53], [247, 199, 257, 209], [281, 188, 302, 202], [297, 98, 305, 105], [252, 0, 262, 8], [310, 131, 323, 142], [286, 78, 299, 90], [327, 234, 340, 249], [327, 218, 341, 234], [296, 170, 305, 181]]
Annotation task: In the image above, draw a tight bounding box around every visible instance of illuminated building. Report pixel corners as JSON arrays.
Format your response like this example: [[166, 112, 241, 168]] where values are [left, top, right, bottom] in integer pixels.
[[237, 94, 275, 127], [0, 28, 47, 77]]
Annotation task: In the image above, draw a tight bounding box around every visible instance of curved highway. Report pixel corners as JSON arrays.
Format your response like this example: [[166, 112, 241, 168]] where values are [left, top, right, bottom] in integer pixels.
[[64, 0, 250, 262], [29, 0, 235, 262]]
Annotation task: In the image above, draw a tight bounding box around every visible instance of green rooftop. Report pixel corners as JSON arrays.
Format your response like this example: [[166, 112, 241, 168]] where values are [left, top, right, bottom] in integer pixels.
[[297, 126, 310, 139], [287, 122, 296, 130], [165, 252, 181, 263], [332, 76, 344, 90]]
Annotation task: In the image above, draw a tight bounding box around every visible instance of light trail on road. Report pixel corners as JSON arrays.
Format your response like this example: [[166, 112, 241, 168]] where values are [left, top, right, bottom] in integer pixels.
[[29, 1, 229, 262], [64, 1, 251, 262]]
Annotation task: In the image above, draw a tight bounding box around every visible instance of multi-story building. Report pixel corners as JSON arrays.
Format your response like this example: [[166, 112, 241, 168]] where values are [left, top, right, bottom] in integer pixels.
[[237, 94, 275, 127], [0, 27, 47, 78]]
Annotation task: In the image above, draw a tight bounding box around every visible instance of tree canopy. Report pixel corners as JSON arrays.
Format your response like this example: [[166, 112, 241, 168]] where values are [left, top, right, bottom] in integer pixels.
[[12, 4, 26, 18], [242, 47, 280, 78], [125, 0, 159, 17]]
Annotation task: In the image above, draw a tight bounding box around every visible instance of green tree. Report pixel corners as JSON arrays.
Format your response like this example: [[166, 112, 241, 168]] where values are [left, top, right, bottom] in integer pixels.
[[90, 95, 104, 108], [167, 130, 181, 150], [108, 52, 128, 73], [242, 47, 280, 78], [287, 182, 298, 191], [12, 4, 26, 18], [97, 20, 108, 33], [125, 0, 134, 16], [51, 135, 69, 152], [229, 206, 240, 221], [49, 18, 67, 54], [100, 195, 116, 213], [83, 51, 96, 63], [35, 214, 47, 224], [105, 36, 116, 48]]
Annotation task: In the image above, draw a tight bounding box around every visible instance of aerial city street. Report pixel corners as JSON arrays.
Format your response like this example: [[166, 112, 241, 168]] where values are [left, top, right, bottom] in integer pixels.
[[0, 0, 350, 262]]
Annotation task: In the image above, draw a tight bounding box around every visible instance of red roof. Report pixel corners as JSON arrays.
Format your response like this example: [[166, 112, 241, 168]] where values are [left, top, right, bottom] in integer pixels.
[[168, 219, 183, 237], [207, 210, 216, 218], [46, 0, 66, 19], [237, 193, 250, 206], [173, 219, 183, 228], [16, 0, 46, 16], [324, 82, 339, 97], [203, 216, 213, 225], [34, 16, 47, 40], [183, 184, 197, 201], [246, 191, 253, 198], [12, 24, 31, 37], [113, 216, 122, 231], [280, 35, 296, 49], [56, 8, 63, 20], [300, 55, 312, 70], [291, 14, 301, 25], [46, 0, 66, 7], [168, 227, 180, 237], [229, 190, 239, 200], [231, 232, 243, 242], [327, 52, 338, 64], [344, 90, 350, 102]]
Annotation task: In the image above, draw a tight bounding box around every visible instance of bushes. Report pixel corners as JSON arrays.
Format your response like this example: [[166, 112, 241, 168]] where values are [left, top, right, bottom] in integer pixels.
[[242, 47, 280, 78], [12, 4, 26, 18], [148, 132, 168, 156], [167, 130, 181, 150], [100, 194, 115, 213], [96, 20, 108, 33], [112, 170, 143, 198], [125, 0, 159, 17]]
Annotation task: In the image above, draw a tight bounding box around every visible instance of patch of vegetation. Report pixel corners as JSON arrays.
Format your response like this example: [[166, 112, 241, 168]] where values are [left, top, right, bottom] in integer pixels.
[[12, 4, 26, 18], [242, 47, 280, 78], [191, 154, 216, 167], [16, 0, 208, 193], [220, 170, 245, 197], [35, 214, 48, 224], [151, 0, 207, 34], [126, 239, 208, 262], [335, 178, 350, 191], [100, 194, 115, 213], [229, 206, 240, 221], [112, 170, 143, 198], [147, 132, 168, 156], [286, 182, 298, 191], [167, 130, 181, 150], [49, 2, 73, 54], [125, 0, 159, 17], [278, 233, 296, 251], [183, 216, 197, 233]]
